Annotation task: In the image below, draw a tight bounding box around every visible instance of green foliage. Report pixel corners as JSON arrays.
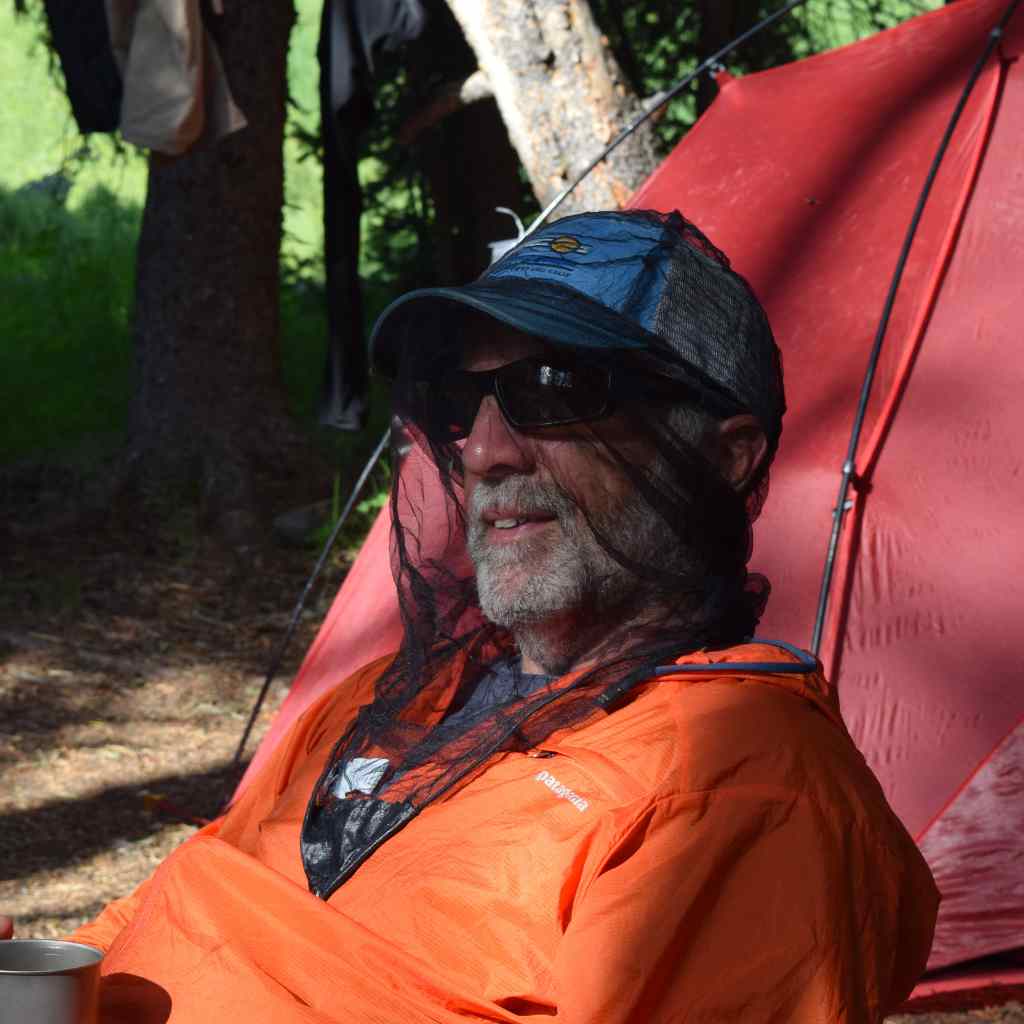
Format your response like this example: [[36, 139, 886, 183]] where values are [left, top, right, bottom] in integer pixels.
[[306, 459, 392, 555], [280, 0, 328, 286], [0, 0, 394, 464], [282, 0, 445, 293], [0, 5, 143, 462], [0, 171, 394, 464], [0, 0, 940, 469], [0, 182, 137, 460], [591, 0, 938, 147]]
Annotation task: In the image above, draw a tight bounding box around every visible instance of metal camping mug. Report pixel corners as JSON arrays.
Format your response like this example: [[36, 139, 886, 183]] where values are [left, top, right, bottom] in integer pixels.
[[0, 939, 102, 1024]]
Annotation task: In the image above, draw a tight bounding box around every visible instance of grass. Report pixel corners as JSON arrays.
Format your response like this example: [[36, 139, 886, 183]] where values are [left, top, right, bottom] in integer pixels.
[[0, 174, 386, 466], [0, 183, 137, 459], [0, 0, 393, 470]]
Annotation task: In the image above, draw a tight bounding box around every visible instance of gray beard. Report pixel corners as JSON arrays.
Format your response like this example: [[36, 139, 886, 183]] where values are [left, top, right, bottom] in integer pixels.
[[466, 477, 688, 670]]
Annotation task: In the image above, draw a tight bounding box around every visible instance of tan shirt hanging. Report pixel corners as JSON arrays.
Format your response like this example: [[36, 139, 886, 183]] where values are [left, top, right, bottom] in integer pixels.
[[105, 0, 246, 155]]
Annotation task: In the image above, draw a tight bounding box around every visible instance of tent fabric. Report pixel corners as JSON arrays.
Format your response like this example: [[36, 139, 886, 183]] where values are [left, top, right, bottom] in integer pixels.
[[241, 0, 1023, 987], [629, 0, 1024, 975], [75, 645, 938, 1023], [897, 950, 1024, 1013]]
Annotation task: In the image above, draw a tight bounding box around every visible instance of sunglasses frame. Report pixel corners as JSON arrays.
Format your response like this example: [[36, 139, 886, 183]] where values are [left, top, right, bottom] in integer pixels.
[[403, 353, 713, 446], [406, 356, 616, 442]]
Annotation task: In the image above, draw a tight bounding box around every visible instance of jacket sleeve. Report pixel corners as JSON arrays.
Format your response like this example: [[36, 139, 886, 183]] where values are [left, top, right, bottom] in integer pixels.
[[66, 659, 390, 953], [61, 655, 393, 950], [553, 783, 937, 1024], [67, 819, 223, 952], [67, 885, 147, 953]]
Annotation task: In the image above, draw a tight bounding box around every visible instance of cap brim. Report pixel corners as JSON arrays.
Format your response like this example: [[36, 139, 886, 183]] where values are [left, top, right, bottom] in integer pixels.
[[370, 278, 668, 377]]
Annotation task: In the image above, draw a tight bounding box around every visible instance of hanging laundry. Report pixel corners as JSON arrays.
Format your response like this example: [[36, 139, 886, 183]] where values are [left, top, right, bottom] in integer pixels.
[[316, 0, 426, 432], [106, 0, 245, 154], [42, 0, 244, 154], [42, 0, 123, 132]]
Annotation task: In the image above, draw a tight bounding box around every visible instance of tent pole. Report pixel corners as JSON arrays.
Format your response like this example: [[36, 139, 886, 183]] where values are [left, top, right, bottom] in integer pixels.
[[810, 0, 1022, 657], [229, 428, 392, 782]]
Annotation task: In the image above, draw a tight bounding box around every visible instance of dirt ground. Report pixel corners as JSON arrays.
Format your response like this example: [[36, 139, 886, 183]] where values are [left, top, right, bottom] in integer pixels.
[[0, 501, 334, 938], [0, 504, 1020, 1023]]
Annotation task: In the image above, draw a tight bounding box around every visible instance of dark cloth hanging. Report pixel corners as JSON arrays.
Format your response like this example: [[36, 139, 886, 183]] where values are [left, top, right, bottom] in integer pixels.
[[316, 0, 426, 432], [42, 0, 123, 133]]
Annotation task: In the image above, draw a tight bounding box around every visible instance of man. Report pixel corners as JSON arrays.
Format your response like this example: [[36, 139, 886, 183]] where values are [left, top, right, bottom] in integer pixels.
[[6, 210, 937, 1021]]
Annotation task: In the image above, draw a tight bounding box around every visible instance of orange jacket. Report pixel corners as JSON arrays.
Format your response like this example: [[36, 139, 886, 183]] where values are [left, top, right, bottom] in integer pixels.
[[72, 643, 938, 1023]]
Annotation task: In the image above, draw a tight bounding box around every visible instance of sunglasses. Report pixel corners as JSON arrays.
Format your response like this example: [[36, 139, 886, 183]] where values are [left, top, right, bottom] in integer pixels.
[[402, 356, 682, 443]]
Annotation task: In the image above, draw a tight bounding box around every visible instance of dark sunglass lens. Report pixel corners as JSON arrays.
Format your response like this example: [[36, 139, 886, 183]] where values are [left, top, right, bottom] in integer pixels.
[[498, 359, 610, 426], [416, 373, 486, 441]]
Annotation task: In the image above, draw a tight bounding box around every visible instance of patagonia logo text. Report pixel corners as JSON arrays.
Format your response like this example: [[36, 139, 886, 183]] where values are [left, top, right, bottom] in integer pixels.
[[534, 769, 589, 813]]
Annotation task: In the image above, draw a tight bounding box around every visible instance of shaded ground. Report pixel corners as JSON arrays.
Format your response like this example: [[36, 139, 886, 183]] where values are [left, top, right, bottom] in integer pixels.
[[0, 489, 1020, 1023], [0, 487, 343, 938]]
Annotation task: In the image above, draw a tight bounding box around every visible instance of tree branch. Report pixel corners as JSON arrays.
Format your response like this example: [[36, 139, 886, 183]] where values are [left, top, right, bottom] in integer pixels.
[[397, 70, 493, 145]]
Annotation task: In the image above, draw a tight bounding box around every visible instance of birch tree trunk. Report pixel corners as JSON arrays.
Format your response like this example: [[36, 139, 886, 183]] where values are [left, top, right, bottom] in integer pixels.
[[445, 0, 662, 216]]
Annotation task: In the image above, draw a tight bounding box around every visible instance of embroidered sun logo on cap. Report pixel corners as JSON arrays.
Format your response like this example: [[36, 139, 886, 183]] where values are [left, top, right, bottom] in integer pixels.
[[548, 235, 590, 255]]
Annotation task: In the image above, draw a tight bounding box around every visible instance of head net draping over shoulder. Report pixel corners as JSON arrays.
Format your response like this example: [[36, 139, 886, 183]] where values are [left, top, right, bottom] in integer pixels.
[[301, 210, 786, 899]]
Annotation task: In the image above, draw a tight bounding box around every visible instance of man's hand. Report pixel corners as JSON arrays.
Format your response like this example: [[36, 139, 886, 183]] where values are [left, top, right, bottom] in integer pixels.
[[0, 915, 13, 940]]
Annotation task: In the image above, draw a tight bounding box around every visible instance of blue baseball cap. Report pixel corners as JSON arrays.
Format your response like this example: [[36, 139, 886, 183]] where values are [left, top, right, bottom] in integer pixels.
[[370, 209, 784, 443]]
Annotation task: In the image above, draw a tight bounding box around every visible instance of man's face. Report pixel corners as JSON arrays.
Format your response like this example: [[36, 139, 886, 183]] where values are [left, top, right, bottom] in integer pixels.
[[459, 326, 665, 634]]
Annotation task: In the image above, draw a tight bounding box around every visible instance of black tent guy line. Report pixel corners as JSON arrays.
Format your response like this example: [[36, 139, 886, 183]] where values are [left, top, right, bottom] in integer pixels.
[[809, 0, 1024, 655], [523, 0, 811, 240], [228, 0, 817, 782], [229, 429, 392, 784]]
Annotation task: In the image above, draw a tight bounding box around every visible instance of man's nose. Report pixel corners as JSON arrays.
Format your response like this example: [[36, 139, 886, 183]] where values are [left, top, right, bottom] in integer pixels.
[[461, 395, 534, 479]]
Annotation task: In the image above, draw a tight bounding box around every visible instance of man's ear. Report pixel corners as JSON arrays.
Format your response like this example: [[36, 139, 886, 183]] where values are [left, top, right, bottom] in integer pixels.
[[715, 415, 768, 491]]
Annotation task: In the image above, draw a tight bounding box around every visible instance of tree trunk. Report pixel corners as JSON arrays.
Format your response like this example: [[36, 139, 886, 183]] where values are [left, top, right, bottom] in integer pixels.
[[417, 95, 527, 281], [406, 0, 527, 281], [127, 0, 299, 542], [444, 0, 662, 217]]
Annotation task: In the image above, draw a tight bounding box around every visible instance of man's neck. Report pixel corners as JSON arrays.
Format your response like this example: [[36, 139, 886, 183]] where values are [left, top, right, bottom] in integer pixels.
[[514, 601, 684, 677]]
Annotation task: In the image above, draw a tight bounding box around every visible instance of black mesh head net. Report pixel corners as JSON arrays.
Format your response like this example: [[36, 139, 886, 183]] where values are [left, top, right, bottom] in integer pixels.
[[301, 210, 786, 898]]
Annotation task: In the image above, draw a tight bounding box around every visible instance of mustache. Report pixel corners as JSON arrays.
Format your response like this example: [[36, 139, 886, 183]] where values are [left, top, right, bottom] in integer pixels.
[[468, 478, 577, 523]]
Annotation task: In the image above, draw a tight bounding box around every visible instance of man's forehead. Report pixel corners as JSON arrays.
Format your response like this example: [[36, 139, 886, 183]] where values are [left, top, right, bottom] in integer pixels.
[[456, 314, 551, 370]]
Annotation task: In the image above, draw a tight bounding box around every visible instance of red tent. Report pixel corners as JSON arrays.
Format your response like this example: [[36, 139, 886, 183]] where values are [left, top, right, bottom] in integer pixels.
[[242, 0, 1023, 1002]]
